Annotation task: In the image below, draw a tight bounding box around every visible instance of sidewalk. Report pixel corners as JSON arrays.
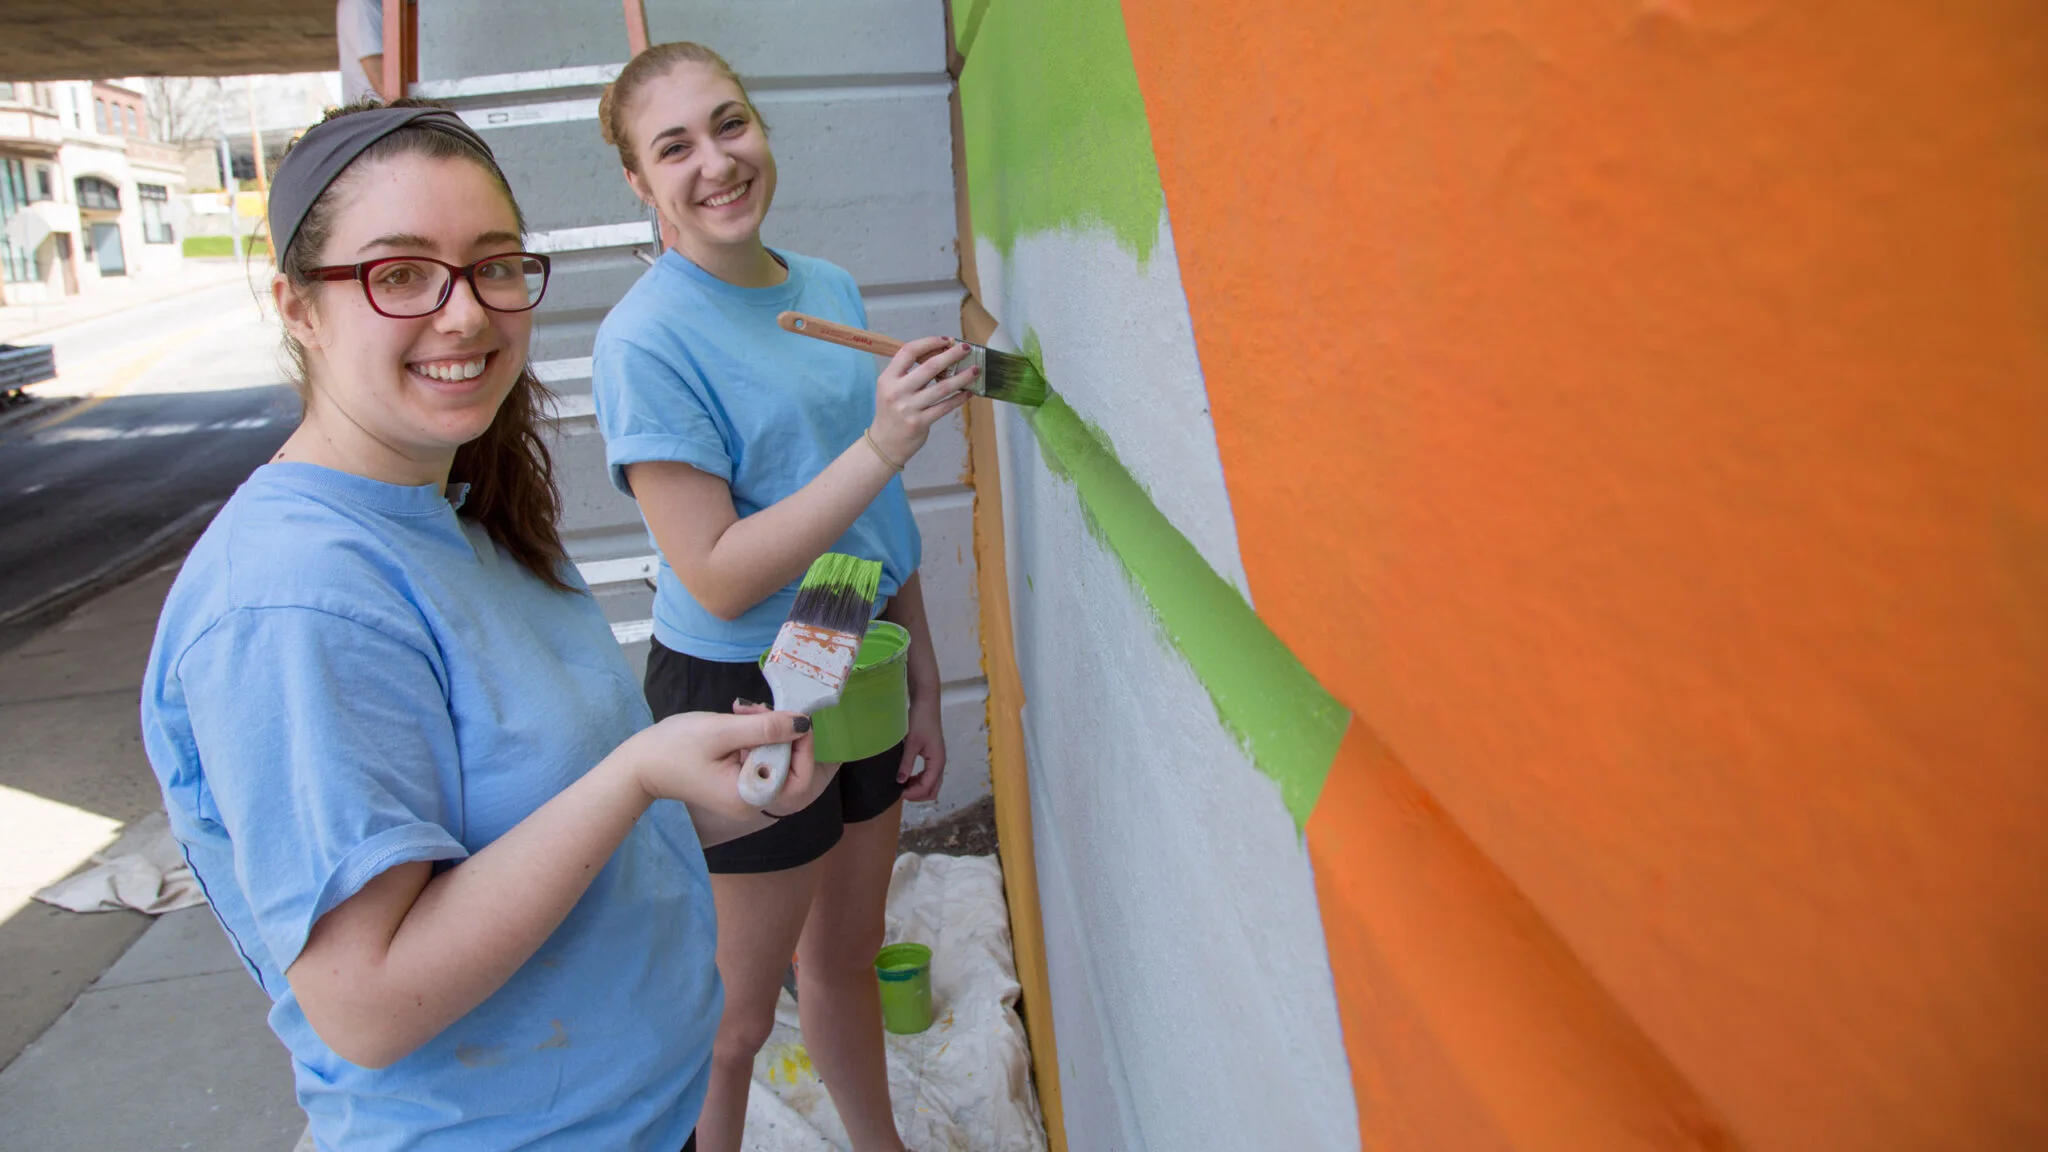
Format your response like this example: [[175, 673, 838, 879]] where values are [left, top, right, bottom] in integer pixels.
[[0, 257, 264, 346], [0, 560, 302, 1149], [0, 907, 304, 1150]]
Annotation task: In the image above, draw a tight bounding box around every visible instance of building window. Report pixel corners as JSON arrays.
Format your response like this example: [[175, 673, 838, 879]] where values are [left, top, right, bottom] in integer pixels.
[[33, 166, 52, 202], [0, 83, 15, 102], [1, 157, 35, 282], [94, 98, 107, 134], [76, 176, 120, 211], [139, 184, 173, 244], [125, 106, 140, 136]]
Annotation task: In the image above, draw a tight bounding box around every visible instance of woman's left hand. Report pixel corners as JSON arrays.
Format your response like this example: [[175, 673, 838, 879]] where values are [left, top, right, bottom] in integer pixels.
[[898, 692, 947, 803]]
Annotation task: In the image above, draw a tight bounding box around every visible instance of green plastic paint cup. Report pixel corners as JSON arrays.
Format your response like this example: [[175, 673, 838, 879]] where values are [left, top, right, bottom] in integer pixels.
[[874, 941, 934, 1034], [762, 620, 910, 763]]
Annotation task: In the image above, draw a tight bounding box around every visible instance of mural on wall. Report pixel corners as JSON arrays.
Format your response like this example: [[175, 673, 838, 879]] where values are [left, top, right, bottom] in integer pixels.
[[1106, 1, 2039, 1149], [954, 0, 1358, 1147], [960, 0, 1349, 828], [963, 0, 2046, 1148]]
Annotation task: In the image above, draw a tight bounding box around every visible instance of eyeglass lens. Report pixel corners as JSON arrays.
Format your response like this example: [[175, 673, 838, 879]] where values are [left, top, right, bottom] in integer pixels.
[[367, 256, 547, 317]]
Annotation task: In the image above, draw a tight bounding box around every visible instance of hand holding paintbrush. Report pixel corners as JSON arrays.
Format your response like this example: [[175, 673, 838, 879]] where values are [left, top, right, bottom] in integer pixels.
[[739, 552, 886, 808], [621, 705, 835, 839], [778, 312, 1049, 408]]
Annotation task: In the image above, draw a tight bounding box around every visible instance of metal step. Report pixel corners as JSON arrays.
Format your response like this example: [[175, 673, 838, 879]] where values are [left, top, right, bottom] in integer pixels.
[[528, 221, 655, 254], [412, 64, 623, 104]]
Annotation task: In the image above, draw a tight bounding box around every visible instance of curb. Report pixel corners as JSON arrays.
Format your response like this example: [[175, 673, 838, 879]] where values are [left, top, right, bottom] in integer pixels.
[[0, 395, 78, 435], [0, 500, 221, 654]]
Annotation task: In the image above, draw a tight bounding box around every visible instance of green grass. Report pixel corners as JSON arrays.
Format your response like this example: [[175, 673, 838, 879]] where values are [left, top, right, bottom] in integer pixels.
[[182, 235, 269, 258]]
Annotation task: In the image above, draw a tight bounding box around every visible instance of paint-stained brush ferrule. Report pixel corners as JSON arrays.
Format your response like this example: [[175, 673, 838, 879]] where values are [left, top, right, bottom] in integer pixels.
[[939, 343, 992, 394], [763, 621, 863, 693]]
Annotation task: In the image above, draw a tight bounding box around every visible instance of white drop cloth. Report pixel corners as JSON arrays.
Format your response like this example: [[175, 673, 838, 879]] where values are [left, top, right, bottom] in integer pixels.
[[744, 853, 1047, 1152], [33, 812, 205, 915]]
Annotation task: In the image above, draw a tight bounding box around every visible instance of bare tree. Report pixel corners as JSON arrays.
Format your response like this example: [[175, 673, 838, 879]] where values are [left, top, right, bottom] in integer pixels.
[[143, 77, 219, 148]]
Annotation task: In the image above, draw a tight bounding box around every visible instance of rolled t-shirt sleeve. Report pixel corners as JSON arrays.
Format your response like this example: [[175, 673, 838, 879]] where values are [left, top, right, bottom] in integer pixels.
[[179, 606, 468, 973], [592, 334, 733, 494]]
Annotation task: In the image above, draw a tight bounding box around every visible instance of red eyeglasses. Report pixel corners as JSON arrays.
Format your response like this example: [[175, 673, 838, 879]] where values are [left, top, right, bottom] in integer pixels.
[[307, 253, 552, 319]]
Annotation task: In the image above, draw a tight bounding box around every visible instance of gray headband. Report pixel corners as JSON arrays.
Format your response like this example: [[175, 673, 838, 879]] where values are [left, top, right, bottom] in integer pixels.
[[267, 106, 502, 262]]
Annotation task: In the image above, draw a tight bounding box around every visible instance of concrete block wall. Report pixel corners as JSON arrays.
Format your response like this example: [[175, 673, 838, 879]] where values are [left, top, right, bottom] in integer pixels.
[[415, 0, 988, 826]]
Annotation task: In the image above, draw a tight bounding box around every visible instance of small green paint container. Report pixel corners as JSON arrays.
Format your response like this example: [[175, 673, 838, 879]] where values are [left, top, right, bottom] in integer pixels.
[[761, 620, 910, 764], [874, 941, 934, 1034]]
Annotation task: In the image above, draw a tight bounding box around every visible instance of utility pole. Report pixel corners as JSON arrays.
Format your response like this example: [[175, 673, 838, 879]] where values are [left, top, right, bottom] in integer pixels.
[[245, 76, 267, 196], [213, 77, 241, 262]]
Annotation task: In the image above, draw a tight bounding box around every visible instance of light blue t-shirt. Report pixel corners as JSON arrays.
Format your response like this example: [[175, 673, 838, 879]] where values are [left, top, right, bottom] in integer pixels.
[[140, 463, 721, 1152], [592, 249, 921, 662]]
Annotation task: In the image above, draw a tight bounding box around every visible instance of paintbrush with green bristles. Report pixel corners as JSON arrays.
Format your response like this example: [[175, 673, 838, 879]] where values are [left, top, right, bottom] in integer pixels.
[[738, 552, 886, 807], [776, 311, 1049, 407]]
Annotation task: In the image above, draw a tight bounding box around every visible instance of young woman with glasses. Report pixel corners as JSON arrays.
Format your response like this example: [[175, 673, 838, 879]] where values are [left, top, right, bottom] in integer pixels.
[[588, 42, 972, 1152], [139, 100, 830, 1151]]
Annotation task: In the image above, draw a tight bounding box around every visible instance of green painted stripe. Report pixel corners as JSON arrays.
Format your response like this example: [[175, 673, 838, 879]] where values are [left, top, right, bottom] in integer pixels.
[[959, 0, 1164, 264], [1021, 379, 1351, 828], [955, 0, 1343, 823]]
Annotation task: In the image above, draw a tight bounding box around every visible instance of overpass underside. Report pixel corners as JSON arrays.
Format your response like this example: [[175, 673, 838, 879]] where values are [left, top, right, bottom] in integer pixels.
[[0, 0, 334, 81]]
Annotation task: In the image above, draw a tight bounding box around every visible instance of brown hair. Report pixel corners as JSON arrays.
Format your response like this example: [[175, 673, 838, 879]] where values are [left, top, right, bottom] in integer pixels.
[[598, 42, 760, 174], [278, 97, 573, 592]]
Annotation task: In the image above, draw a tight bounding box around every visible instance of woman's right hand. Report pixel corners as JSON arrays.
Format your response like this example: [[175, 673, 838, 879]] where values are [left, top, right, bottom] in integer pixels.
[[622, 708, 834, 821], [871, 336, 977, 465]]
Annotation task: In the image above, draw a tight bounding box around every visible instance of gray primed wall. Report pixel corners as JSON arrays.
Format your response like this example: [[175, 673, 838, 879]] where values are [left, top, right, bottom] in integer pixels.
[[421, 2, 632, 76]]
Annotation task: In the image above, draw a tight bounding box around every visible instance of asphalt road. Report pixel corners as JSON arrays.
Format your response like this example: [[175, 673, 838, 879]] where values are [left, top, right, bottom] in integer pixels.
[[0, 279, 296, 648]]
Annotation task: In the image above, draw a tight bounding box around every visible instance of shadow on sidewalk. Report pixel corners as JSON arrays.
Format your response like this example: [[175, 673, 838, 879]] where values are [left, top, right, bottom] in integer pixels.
[[0, 563, 185, 1069], [0, 555, 302, 1149]]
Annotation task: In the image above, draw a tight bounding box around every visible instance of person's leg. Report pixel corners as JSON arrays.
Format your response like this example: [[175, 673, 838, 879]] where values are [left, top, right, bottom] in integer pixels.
[[795, 796, 907, 1152], [695, 862, 822, 1152], [645, 644, 850, 1151]]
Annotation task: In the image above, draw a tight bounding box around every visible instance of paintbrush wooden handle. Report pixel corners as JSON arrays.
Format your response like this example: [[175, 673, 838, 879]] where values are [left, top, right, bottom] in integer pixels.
[[778, 311, 907, 358]]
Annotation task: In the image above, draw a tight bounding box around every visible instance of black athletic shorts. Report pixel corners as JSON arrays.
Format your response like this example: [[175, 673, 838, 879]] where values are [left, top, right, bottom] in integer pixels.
[[644, 638, 907, 874]]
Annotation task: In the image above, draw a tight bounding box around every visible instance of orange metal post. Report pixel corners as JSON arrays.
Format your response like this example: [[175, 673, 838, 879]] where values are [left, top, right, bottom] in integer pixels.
[[623, 0, 650, 56], [380, 0, 405, 101]]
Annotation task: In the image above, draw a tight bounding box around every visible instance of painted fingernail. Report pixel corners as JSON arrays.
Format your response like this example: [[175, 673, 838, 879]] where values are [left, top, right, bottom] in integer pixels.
[[734, 697, 759, 708], [792, 715, 813, 733]]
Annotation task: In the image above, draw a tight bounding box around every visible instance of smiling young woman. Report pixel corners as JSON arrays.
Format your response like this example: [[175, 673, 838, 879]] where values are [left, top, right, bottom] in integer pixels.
[[590, 43, 971, 1152], [140, 100, 835, 1152]]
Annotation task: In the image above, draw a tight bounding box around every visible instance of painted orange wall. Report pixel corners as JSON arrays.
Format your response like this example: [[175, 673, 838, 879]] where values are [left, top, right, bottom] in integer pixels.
[[1120, 1, 2048, 1149]]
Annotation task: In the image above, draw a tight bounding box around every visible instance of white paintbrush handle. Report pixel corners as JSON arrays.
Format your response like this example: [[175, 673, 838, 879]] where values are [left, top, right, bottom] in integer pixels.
[[738, 740, 793, 807]]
